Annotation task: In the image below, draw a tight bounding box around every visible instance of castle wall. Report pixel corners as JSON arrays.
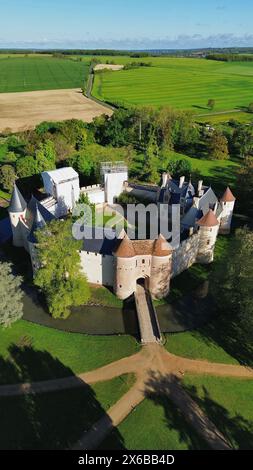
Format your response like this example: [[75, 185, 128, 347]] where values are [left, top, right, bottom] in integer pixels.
[[218, 201, 235, 234], [149, 254, 172, 299], [172, 232, 200, 278], [105, 171, 128, 204], [80, 251, 114, 287]]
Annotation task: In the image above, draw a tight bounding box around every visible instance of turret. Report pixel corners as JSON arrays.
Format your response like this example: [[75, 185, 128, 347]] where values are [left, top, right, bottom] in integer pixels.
[[149, 234, 173, 299], [113, 233, 136, 299], [219, 187, 236, 234], [8, 184, 27, 247], [196, 209, 219, 264]]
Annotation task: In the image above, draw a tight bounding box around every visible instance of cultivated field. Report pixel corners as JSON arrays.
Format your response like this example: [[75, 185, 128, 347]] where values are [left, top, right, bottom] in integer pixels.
[[92, 57, 253, 119], [0, 89, 112, 133], [0, 56, 89, 93]]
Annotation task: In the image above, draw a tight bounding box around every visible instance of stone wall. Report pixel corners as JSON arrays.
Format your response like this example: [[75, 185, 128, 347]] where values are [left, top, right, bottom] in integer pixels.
[[172, 232, 200, 278]]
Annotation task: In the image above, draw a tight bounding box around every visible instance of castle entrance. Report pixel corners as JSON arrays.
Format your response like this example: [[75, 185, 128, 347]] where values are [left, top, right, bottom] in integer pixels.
[[136, 277, 149, 291]]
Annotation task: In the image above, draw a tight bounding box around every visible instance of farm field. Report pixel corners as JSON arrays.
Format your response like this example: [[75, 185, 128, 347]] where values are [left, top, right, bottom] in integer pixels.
[[0, 88, 112, 133], [0, 56, 89, 93], [92, 57, 253, 119]]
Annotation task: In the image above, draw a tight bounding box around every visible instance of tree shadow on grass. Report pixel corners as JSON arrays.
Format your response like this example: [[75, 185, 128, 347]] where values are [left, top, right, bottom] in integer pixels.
[[143, 371, 209, 450], [183, 382, 253, 450], [0, 345, 125, 450]]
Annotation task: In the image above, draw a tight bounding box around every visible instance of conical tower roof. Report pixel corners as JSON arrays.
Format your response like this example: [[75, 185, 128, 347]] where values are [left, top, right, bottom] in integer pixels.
[[27, 204, 46, 243], [8, 184, 27, 213], [220, 186, 236, 202], [153, 234, 172, 256], [197, 209, 219, 227], [113, 234, 136, 258]]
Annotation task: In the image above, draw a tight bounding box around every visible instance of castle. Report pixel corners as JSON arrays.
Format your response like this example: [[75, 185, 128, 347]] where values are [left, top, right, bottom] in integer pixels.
[[8, 163, 235, 300]]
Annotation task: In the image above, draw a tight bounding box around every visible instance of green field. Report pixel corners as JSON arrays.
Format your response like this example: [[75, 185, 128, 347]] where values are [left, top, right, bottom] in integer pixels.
[[0, 56, 89, 93], [93, 57, 253, 119]]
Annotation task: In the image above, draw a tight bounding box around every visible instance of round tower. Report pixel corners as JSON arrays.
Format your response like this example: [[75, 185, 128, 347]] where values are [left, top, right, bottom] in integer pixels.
[[113, 234, 136, 299], [196, 209, 219, 264], [8, 184, 27, 247], [219, 187, 236, 234], [149, 234, 173, 299]]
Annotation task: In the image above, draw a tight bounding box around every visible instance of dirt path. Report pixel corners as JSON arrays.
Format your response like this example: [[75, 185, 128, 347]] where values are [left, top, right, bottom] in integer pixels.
[[0, 88, 112, 133], [1, 344, 252, 449]]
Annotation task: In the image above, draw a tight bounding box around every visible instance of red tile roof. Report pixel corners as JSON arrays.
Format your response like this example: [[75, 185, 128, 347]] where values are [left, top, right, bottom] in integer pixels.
[[220, 186, 236, 202], [197, 209, 219, 227]]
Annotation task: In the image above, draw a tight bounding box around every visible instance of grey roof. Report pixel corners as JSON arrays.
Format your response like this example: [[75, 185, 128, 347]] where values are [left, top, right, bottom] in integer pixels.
[[8, 184, 27, 213], [181, 206, 203, 229], [27, 195, 55, 224], [76, 226, 118, 255], [198, 187, 218, 214]]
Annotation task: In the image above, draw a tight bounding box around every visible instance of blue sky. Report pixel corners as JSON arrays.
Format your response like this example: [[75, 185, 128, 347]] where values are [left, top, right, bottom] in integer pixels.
[[1, 0, 253, 49]]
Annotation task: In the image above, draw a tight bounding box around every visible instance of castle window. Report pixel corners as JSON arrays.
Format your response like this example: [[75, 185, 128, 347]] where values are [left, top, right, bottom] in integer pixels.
[[207, 240, 210, 245], [142, 259, 145, 264], [119, 284, 122, 288]]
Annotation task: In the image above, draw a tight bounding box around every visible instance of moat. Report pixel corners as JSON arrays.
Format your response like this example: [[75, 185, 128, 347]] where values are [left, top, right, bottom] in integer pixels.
[[22, 283, 214, 337]]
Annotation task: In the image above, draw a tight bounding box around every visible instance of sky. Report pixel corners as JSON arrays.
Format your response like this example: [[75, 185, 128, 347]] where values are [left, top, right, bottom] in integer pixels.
[[0, 0, 253, 49]]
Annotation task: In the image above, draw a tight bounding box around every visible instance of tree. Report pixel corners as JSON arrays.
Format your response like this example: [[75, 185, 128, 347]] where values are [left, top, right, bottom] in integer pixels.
[[0, 164, 16, 191], [0, 262, 23, 327], [236, 157, 253, 217], [232, 125, 253, 158], [208, 130, 229, 160], [142, 132, 160, 183], [35, 140, 56, 172], [207, 99, 215, 110], [167, 158, 192, 179], [34, 219, 90, 319], [212, 227, 253, 359], [16, 155, 38, 178], [248, 102, 253, 113]]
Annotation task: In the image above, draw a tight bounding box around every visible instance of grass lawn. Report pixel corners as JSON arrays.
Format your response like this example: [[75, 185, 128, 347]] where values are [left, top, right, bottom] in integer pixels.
[[0, 373, 135, 449], [165, 331, 239, 365], [89, 286, 123, 308], [93, 57, 253, 118], [197, 111, 253, 124], [0, 320, 139, 385], [166, 150, 239, 186], [100, 396, 208, 450], [183, 375, 253, 449], [0, 56, 89, 93]]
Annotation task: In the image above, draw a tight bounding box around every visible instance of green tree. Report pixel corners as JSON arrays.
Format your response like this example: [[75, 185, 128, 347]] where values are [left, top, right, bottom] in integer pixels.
[[207, 99, 215, 110], [0, 164, 16, 191], [16, 155, 38, 178], [34, 219, 90, 319], [142, 132, 160, 183], [208, 130, 229, 160], [0, 262, 23, 328], [35, 140, 56, 172], [212, 227, 253, 361], [248, 102, 253, 113], [236, 157, 253, 217], [167, 159, 192, 179], [232, 126, 253, 158]]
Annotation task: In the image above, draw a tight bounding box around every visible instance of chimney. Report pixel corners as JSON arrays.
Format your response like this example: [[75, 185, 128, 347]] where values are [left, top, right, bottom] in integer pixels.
[[179, 176, 185, 189], [193, 196, 200, 208], [198, 180, 203, 195], [162, 172, 168, 188]]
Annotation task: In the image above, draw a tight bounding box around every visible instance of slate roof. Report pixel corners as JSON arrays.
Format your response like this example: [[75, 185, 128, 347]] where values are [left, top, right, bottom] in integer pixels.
[[8, 184, 27, 213]]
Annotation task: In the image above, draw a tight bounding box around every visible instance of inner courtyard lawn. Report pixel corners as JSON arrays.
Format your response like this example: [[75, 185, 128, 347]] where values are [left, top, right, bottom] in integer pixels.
[[0, 320, 139, 384], [182, 375, 253, 449], [0, 373, 135, 450]]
